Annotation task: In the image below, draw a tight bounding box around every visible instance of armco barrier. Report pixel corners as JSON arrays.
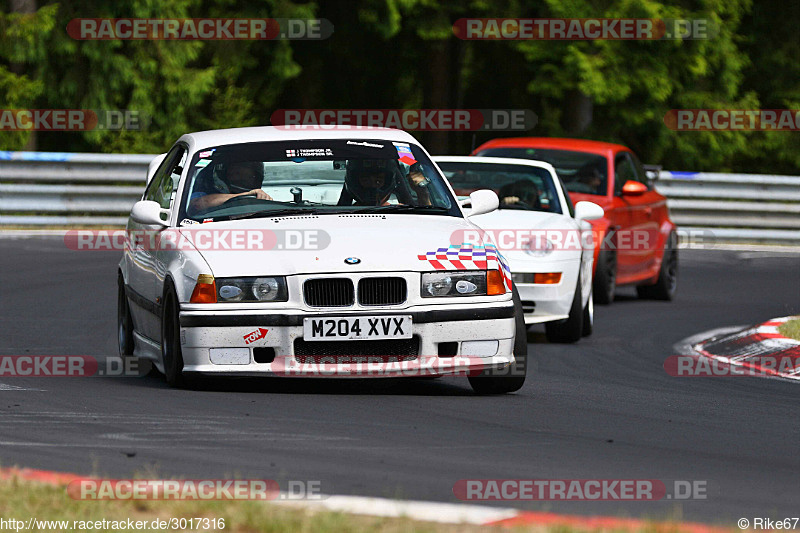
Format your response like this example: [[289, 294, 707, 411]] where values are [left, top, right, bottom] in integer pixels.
[[655, 171, 800, 243], [0, 151, 152, 226], [0, 151, 798, 243]]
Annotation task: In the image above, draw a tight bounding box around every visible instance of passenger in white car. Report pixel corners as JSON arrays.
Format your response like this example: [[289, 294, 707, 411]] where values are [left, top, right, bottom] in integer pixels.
[[337, 160, 431, 206]]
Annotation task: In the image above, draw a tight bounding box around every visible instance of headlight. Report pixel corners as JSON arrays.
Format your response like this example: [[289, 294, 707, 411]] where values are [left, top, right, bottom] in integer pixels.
[[421, 271, 487, 297], [216, 276, 287, 302], [525, 237, 554, 257]]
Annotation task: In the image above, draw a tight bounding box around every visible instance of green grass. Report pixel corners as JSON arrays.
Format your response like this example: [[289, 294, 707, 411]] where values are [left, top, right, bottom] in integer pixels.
[[778, 317, 800, 341], [0, 477, 519, 533], [0, 475, 735, 533]]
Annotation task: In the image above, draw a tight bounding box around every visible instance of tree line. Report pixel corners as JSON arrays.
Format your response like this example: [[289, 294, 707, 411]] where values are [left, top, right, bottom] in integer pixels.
[[1, 0, 798, 174]]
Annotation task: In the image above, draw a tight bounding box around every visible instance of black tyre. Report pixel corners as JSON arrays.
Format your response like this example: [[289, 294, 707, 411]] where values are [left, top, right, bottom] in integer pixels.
[[161, 283, 186, 387], [468, 287, 527, 395], [636, 232, 678, 301], [593, 250, 616, 305], [117, 273, 135, 357], [545, 275, 584, 344], [581, 289, 593, 337]]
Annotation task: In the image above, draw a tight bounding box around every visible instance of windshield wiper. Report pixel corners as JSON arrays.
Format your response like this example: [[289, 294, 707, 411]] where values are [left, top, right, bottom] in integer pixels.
[[226, 208, 319, 221], [344, 205, 451, 214]]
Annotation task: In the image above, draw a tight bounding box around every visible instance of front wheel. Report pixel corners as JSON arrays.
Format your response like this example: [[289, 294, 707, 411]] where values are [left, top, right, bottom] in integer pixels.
[[593, 250, 616, 305], [468, 287, 527, 395], [545, 274, 584, 344], [582, 289, 593, 337], [161, 285, 186, 387], [118, 274, 135, 357], [636, 232, 678, 301]]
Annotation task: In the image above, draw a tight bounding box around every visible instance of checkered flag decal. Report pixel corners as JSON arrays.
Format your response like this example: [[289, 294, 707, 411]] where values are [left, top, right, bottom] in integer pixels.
[[418, 243, 512, 290]]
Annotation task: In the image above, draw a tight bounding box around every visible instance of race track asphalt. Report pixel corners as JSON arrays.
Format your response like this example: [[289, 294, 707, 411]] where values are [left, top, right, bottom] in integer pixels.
[[1, 236, 799, 524]]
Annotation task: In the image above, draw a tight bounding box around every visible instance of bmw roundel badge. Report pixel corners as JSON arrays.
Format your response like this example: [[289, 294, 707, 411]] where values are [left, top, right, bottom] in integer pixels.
[[344, 257, 361, 265]]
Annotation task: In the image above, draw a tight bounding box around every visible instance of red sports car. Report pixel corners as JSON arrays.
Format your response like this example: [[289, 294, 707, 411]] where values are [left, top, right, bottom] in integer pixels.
[[472, 138, 677, 304]]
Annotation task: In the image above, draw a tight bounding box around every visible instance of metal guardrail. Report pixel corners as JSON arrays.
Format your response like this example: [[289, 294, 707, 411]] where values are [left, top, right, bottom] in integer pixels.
[[0, 152, 799, 243], [655, 171, 800, 243], [0, 152, 152, 226]]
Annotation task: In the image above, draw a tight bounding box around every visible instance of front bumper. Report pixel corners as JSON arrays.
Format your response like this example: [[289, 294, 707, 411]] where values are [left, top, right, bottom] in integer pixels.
[[516, 282, 572, 324], [511, 260, 581, 325], [178, 304, 516, 377]]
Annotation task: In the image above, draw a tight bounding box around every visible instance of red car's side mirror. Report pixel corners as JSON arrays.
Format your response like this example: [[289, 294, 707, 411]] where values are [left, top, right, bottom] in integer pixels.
[[621, 180, 647, 196]]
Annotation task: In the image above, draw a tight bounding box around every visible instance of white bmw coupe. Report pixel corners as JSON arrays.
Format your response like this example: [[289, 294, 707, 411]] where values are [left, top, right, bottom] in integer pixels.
[[434, 156, 604, 343], [118, 127, 527, 393]]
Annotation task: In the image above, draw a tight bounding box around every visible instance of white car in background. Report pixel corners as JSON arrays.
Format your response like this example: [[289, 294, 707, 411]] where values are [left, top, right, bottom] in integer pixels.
[[118, 127, 528, 394], [434, 156, 603, 343]]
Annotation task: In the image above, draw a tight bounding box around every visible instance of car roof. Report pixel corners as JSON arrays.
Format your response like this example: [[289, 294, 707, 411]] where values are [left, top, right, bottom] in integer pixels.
[[474, 137, 629, 156], [179, 126, 419, 152]]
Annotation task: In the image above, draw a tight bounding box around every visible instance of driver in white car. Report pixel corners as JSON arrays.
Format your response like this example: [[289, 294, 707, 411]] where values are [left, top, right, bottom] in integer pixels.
[[189, 161, 273, 213], [498, 179, 540, 209]]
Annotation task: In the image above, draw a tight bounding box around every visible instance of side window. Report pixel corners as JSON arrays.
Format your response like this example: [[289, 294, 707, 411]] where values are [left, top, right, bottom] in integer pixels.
[[614, 154, 636, 196], [144, 145, 180, 201], [629, 152, 650, 188], [556, 175, 574, 217], [145, 145, 186, 210], [168, 150, 188, 205]]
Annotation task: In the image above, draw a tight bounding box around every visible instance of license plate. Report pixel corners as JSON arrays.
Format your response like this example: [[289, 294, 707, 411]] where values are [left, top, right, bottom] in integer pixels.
[[303, 316, 412, 341]]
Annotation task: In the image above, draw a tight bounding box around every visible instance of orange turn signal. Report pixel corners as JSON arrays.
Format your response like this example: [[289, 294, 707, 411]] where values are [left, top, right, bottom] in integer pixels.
[[190, 274, 217, 303], [533, 272, 562, 284], [487, 269, 506, 295]]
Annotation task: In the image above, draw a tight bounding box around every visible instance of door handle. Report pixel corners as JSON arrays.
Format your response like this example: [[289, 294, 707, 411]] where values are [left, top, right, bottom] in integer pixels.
[[644, 207, 653, 216]]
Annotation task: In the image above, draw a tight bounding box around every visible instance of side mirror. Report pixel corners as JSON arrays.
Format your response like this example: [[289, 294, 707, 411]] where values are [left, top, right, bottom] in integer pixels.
[[621, 180, 648, 196], [146, 153, 168, 185], [574, 201, 604, 222], [466, 189, 499, 218], [130, 200, 169, 227]]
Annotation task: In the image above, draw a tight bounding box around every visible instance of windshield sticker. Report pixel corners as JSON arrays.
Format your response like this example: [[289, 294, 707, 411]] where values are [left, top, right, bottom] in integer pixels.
[[179, 218, 199, 226], [202, 218, 214, 223], [394, 143, 417, 165], [195, 159, 211, 167], [198, 149, 215, 158], [286, 148, 333, 158], [347, 141, 384, 149]]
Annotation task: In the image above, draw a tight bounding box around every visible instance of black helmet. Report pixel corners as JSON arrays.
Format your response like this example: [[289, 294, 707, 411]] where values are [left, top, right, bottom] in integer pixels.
[[222, 160, 264, 194], [193, 158, 264, 195], [344, 159, 397, 205]]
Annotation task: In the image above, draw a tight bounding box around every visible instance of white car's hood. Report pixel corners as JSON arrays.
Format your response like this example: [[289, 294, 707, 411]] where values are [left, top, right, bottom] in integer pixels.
[[180, 214, 490, 277], [467, 208, 585, 260], [468, 208, 575, 232]]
